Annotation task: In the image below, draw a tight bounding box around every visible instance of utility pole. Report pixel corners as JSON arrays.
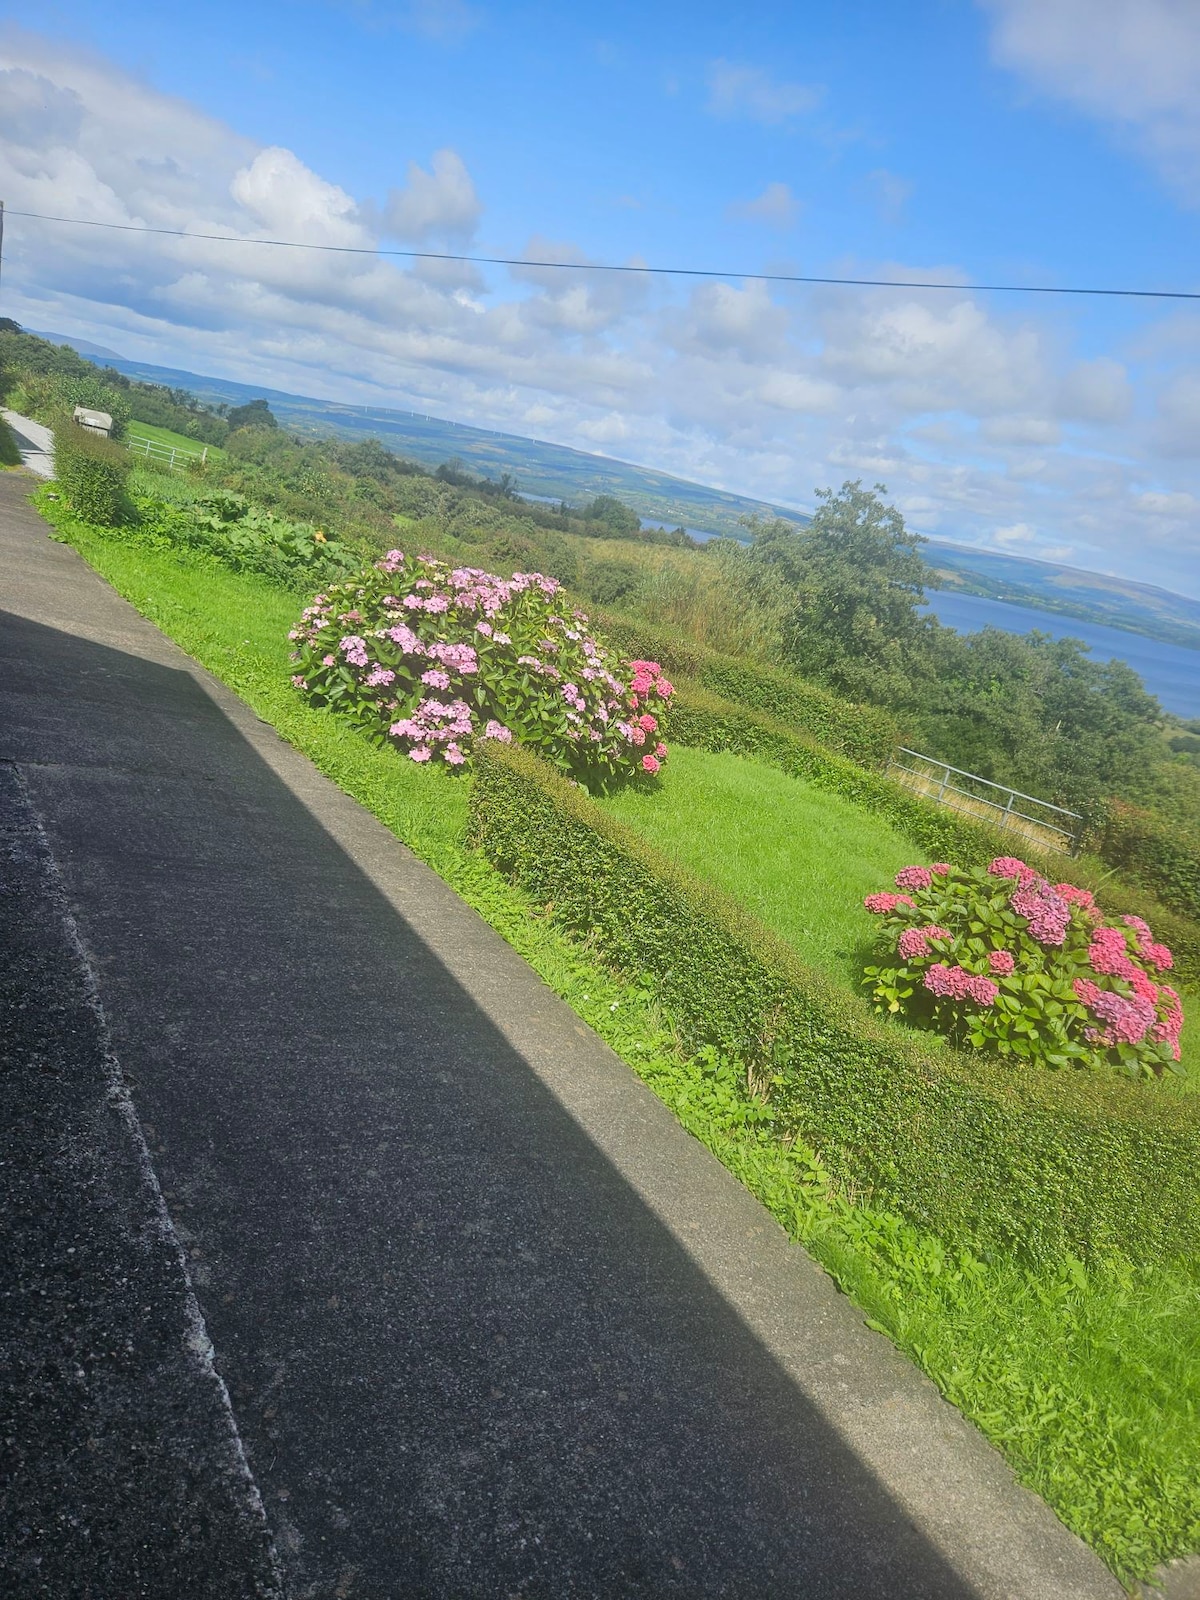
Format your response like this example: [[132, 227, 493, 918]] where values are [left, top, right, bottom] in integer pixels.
[[0, 201, 5, 311]]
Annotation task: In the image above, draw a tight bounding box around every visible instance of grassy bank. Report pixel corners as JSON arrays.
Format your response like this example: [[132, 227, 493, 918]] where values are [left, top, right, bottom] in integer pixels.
[[600, 746, 914, 988], [35, 489, 1200, 1587]]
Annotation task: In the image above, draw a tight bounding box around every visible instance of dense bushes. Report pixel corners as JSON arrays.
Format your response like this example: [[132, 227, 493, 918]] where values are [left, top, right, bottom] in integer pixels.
[[668, 681, 1200, 989], [51, 419, 131, 526], [135, 490, 362, 586], [469, 740, 1200, 1267], [1100, 801, 1200, 921], [291, 549, 674, 782], [8, 369, 130, 436], [589, 606, 899, 766], [862, 860, 1183, 1079]]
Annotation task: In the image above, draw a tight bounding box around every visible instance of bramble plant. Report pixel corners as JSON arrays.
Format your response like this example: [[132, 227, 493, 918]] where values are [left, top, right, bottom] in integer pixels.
[[862, 857, 1184, 1079], [289, 547, 672, 784]]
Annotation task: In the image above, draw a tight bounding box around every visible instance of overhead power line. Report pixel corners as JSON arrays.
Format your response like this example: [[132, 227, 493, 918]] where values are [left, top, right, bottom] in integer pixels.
[[5, 206, 1200, 302]]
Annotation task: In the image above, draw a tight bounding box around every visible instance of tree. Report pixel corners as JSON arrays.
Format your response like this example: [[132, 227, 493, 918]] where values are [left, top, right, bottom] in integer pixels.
[[583, 495, 641, 538], [746, 481, 931, 701], [226, 397, 278, 431]]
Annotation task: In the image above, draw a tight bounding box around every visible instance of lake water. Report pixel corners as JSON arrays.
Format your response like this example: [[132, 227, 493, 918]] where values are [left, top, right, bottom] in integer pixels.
[[922, 590, 1200, 719]]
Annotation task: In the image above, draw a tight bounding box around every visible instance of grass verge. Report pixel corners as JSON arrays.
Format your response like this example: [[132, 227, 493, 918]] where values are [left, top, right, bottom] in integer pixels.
[[35, 490, 1200, 1588]]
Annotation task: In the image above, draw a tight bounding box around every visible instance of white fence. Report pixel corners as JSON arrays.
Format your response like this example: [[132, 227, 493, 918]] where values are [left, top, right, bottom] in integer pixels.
[[128, 434, 208, 471], [887, 747, 1083, 855]]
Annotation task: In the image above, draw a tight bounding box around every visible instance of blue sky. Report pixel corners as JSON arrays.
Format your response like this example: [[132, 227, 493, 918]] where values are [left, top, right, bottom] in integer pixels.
[[3, 1, 1200, 593]]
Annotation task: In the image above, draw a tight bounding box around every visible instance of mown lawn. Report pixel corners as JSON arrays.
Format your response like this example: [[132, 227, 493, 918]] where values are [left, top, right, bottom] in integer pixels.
[[600, 745, 919, 987], [39, 499, 1200, 1587]]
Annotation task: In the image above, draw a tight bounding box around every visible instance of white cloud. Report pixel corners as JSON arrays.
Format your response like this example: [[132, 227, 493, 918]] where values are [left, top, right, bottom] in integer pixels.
[[982, 417, 1061, 446], [706, 61, 823, 125], [231, 147, 363, 244], [382, 147, 481, 242], [1155, 371, 1200, 455], [3, 27, 1200, 595], [1056, 356, 1132, 423], [726, 182, 800, 229], [982, 0, 1200, 198]]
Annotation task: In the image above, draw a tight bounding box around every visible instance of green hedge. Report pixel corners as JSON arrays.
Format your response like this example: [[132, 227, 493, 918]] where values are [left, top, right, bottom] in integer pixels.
[[669, 680, 1200, 989], [52, 418, 131, 527], [1100, 801, 1200, 922], [469, 741, 1200, 1269], [589, 605, 900, 767]]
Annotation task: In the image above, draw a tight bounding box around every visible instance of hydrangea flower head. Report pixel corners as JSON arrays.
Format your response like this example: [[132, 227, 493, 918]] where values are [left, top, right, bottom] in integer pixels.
[[894, 865, 933, 892]]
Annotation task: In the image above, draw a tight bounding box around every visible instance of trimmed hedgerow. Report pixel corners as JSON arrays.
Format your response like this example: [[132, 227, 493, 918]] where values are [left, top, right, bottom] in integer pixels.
[[589, 605, 899, 767], [469, 740, 1200, 1269], [1100, 801, 1200, 922], [51, 417, 131, 526], [669, 680, 1200, 989]]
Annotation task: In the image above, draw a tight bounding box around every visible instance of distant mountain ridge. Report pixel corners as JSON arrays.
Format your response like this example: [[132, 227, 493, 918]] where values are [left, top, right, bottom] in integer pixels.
[[61, 343, 1200, 652], [30, 328, 123, 360]]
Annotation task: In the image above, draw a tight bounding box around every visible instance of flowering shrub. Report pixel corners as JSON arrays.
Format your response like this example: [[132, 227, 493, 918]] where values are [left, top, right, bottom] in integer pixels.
[[862, 856, 1184, 1078], [289, 547, 673, 784]]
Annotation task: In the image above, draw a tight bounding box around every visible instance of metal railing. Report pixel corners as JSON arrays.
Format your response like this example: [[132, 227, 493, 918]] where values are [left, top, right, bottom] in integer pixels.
[[128, 435, 208, 471], [887, 747, 1083, 854]]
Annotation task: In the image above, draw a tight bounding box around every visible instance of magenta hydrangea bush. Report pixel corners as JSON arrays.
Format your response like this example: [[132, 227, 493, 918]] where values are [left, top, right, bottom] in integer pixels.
[[289, 547, 673, 785], [862, 856, 1184, 1078]]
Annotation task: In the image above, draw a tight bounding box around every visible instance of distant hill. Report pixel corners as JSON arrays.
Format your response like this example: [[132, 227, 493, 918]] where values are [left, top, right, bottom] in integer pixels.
[[926, 544, 1200, 653], [68, 347, 1200, 652], [31, 328, 123, 360]]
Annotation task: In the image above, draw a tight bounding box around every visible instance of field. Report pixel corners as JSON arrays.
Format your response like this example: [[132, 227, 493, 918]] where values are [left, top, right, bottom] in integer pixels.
[[126, 420, 223, 466], [35, 486, 1200, 1585]]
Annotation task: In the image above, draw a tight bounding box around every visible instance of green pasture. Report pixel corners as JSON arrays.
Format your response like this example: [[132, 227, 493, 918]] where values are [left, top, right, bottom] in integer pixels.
[[127, 420, 224, 462], [600, 745, 915, 986]]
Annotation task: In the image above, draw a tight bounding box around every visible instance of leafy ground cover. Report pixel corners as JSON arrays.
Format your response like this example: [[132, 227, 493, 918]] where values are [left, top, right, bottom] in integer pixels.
[[34, 489, 1200, 1587]]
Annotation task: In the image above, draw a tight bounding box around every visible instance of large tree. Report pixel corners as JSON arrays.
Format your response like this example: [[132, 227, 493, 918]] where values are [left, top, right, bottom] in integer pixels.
[[747, 480, 931, 701], [226, 397, 278, 431]]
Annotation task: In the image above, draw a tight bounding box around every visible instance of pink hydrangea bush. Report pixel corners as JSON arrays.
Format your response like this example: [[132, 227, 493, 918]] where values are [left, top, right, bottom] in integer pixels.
[[289, 548, 673, 785], [861, 856, 1184, 1079]]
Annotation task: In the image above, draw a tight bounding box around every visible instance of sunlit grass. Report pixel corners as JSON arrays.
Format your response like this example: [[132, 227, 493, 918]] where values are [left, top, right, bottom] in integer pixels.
[[599, 745, 917, 986], [126, 420, 225, 461]]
